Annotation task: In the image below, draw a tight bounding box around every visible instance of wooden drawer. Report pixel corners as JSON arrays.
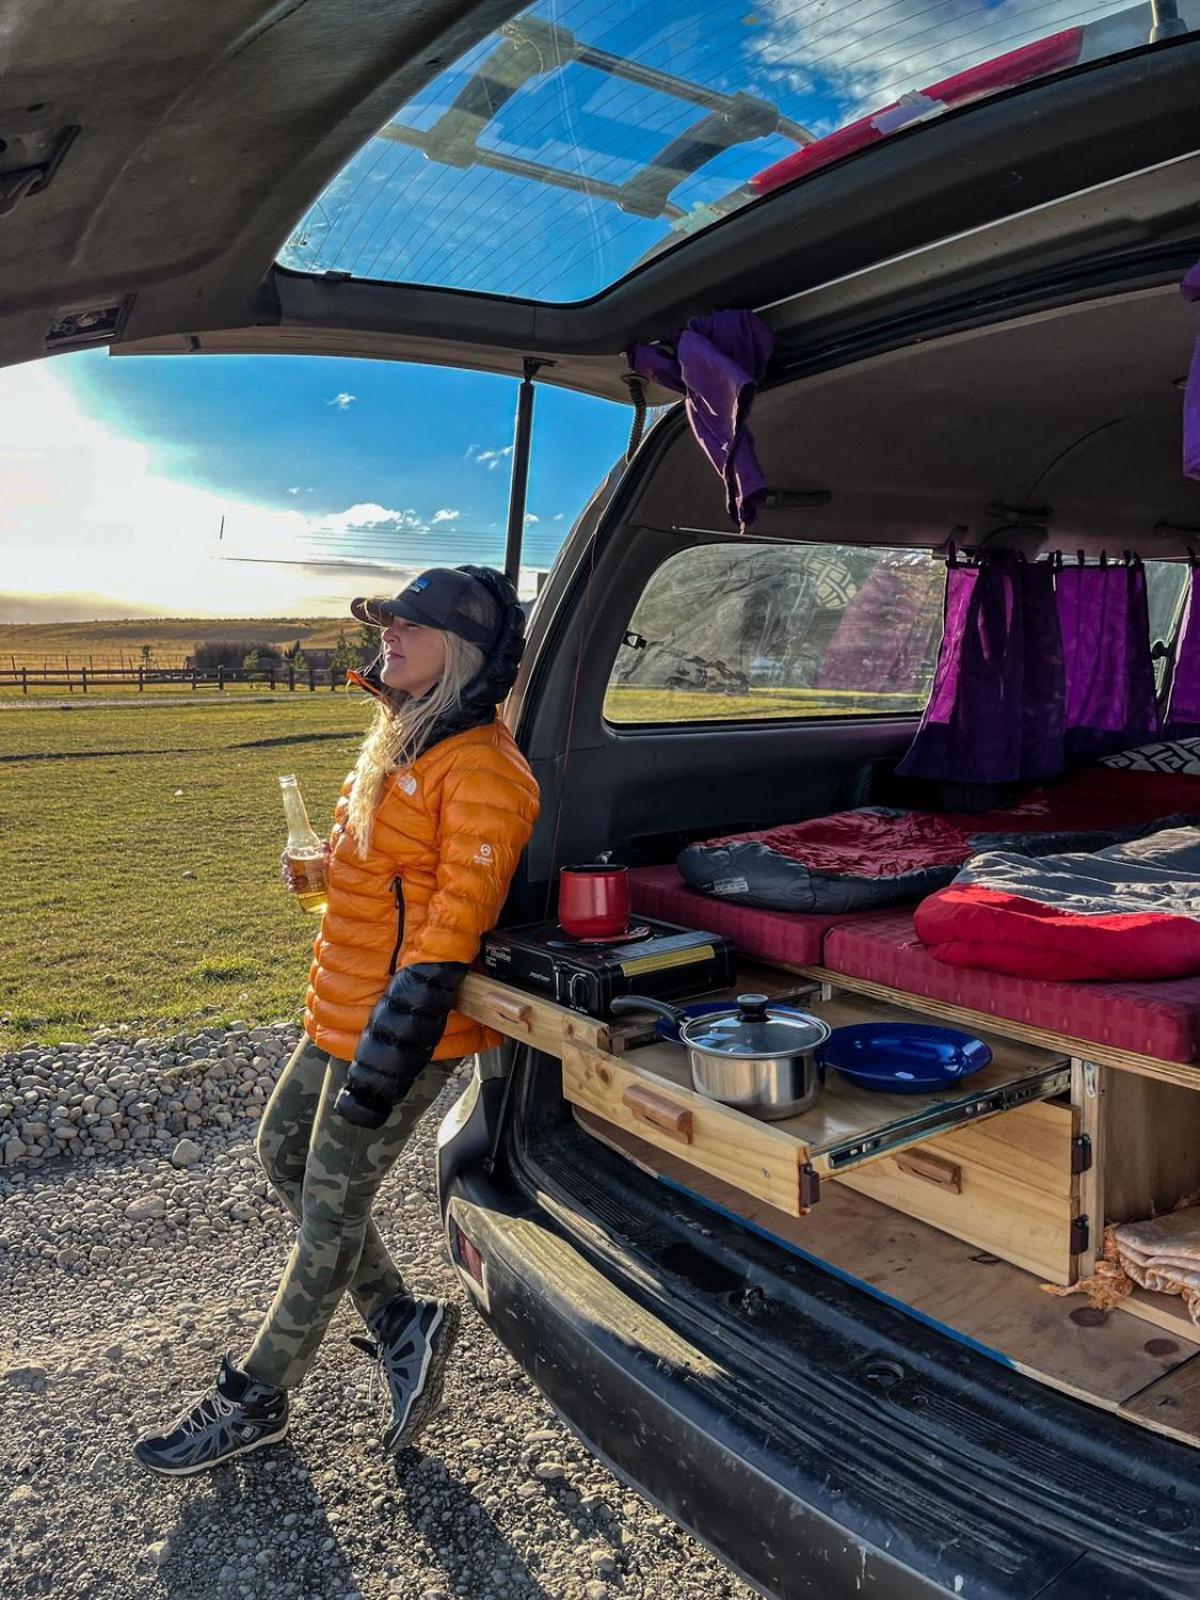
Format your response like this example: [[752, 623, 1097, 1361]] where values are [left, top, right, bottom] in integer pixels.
[[458, 972, 615, 1055], [836, 1099, 1080, 1283], [562, 1040, 812, 1216]]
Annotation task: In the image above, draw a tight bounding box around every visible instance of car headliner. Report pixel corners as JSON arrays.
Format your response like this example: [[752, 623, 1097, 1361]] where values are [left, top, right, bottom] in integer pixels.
[[1, 0, 1198, 403]]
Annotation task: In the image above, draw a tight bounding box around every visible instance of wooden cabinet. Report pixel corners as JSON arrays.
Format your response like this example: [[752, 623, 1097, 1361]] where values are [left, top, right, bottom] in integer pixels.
[[836, 1099, 1081, 1282]]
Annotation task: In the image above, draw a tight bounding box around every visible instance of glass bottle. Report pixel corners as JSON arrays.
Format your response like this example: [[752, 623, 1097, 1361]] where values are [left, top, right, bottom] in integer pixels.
[[279, 774, 328, 915]]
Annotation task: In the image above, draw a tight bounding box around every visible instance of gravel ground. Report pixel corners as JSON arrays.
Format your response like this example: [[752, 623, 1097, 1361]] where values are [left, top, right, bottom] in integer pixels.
[[0, 1033, 757, 1600]]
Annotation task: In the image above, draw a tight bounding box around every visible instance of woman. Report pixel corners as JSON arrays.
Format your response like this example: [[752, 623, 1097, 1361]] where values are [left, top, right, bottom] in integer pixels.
[[134, 565, 540, 1476]]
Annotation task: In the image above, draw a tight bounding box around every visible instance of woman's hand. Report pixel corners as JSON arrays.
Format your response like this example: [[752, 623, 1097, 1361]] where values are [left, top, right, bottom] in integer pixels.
[[280, 841, 331, 893]]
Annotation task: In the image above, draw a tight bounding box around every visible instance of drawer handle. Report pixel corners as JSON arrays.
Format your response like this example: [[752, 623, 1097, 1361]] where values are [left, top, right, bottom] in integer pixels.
[[485, 992, 533, 1031], [622, 1085, 694, 1145], [895, 1150, 962, 1193]]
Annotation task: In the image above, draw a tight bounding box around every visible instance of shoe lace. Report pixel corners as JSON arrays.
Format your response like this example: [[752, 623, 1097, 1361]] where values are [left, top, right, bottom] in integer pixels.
[[173, 1390, 235, 1438], [349, 1330, 418, 1420]]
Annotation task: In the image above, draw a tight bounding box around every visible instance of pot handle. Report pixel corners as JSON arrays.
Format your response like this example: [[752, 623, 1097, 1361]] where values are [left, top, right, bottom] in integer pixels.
[[609, 995, 685, 1029]]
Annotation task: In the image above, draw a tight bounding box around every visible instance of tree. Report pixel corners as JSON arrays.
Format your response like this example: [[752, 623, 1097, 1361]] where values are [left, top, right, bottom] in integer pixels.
[[140, 644, 154, 669], [330, 629, 357, 682], [355, 621, 379, 666], [242, 649, 260, 676]]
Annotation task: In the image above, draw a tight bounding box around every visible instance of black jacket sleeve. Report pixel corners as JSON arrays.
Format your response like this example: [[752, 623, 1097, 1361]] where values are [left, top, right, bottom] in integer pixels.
[[334, 961, 468, 1128]]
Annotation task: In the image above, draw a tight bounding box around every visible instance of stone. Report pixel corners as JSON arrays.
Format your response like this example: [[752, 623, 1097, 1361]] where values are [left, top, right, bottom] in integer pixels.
[[170, 1137, 203, 1169], [124, 1195, 166, 1222]]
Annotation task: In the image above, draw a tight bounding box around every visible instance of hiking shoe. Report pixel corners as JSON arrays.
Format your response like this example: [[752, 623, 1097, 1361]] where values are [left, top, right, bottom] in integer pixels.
[[133, 1355, 289, 1476], [351, 1295, 461, 1454]]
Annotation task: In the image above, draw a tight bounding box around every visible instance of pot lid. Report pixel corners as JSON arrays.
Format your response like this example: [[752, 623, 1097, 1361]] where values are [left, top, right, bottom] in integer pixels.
[[681, 994, 830, 1060]]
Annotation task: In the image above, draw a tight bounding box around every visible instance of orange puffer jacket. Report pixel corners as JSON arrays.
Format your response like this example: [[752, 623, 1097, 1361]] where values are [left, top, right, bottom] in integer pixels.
[[305, 719, 540, 1063]]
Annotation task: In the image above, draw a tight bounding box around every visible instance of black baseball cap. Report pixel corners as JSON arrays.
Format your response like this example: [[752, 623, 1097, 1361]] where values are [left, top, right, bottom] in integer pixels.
[[351, 568, 502, 649]]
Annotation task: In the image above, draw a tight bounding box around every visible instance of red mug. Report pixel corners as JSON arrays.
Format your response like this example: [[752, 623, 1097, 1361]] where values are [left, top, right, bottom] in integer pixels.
[[558, 863, 631, 941]]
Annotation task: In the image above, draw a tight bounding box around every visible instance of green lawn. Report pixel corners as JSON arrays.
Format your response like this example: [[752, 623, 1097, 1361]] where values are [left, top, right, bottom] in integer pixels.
[[0, 696, 369, 1049]]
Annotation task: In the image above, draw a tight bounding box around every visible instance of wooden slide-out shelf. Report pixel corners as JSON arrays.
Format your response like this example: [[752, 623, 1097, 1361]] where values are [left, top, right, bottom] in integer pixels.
[[459, 962, 1200, 1420], [559, 993, 1075, 1276], [581, 1112, 1200, 1452]]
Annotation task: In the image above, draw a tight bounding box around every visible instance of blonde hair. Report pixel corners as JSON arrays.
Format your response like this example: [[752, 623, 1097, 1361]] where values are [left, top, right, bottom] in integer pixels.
[[346, 631, 485, 855]]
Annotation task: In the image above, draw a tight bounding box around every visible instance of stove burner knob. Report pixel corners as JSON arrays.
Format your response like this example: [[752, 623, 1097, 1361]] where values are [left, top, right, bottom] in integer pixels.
[[568, 972, 594, 1012]]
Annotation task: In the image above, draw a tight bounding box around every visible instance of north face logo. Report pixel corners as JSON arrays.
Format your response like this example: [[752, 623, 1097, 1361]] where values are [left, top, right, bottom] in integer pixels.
[[472, 843, 494, 866]]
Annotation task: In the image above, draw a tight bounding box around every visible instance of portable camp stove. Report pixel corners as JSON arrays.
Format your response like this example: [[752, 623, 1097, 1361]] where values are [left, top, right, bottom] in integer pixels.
[[480, 917, 737, 1018]]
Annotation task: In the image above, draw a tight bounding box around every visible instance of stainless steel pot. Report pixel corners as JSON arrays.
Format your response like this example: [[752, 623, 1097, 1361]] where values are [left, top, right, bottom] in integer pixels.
[[610, 993, 831, 1120]]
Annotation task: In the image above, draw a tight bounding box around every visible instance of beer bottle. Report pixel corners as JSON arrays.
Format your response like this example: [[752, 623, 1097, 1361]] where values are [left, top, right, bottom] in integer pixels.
[[279, 774, 328, 915]]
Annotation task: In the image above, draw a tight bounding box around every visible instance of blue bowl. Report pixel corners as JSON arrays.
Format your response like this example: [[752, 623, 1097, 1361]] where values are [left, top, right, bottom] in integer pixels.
[[817, 1023, 992, 1094]]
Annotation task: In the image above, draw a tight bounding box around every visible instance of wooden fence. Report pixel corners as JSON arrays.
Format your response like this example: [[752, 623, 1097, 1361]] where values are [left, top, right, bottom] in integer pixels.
[[0, 664, 341, 694]]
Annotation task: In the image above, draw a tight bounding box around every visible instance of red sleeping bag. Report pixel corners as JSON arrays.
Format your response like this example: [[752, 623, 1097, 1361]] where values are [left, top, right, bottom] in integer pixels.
[[915, 827, 1200, 980]]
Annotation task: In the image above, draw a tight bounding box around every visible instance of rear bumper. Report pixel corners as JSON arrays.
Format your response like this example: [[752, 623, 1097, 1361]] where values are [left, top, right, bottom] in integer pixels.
[[443, 1178, 954, 1600]]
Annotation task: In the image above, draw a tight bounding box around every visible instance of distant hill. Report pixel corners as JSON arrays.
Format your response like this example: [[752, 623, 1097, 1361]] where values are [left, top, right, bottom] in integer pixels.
[[0, 616, 355, 666]]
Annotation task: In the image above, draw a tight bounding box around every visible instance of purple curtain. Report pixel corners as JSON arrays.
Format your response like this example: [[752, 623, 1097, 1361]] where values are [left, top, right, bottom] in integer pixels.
[[1165, 565, 1200, 738], [628, 309, 774, 533], [1058, 559, 1158, 764], [1184, 262, 1200, 482], [897, 555, 1064, 784]]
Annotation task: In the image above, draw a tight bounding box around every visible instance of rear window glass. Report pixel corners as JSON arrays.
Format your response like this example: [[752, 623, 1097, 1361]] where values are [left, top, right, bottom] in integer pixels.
[[605, 544, 944, 724], [279, 0, 1195, 304]]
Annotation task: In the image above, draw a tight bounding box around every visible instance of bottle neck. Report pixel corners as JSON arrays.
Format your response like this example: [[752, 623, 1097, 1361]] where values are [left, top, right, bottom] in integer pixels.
[[280, 780, 318, 844]]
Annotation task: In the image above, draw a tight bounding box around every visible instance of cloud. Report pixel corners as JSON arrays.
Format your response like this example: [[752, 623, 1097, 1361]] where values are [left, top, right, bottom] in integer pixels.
[[523, 513, 539, 525], [432, 508, 461, 524], [327, 392, 357, 410], [321, 502, 427, 535], [553, 513, 565, 521], [751, 0, 1120, 117], [466, 443, 514, 471], [287, 486, 301, 495]]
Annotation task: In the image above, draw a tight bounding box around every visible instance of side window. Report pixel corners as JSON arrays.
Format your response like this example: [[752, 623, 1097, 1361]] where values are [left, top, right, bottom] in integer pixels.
[[605, 543, 944, 725]]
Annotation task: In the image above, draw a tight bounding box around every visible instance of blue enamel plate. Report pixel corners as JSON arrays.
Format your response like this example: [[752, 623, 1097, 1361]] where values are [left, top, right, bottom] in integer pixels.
[[817, 1023, 992, 1094]]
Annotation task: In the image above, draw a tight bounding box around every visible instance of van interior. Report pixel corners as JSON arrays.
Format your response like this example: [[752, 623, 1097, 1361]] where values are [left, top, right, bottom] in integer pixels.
[[471, 263, 1200, 1458]]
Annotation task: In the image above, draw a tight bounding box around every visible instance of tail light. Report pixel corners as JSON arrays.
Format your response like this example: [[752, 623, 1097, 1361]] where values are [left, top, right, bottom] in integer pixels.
[[450, 1215, 491, 1308]]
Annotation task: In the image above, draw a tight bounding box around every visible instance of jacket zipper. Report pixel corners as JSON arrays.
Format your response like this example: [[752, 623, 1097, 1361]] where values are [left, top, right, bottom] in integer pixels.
[[387, 877, 405, 975]]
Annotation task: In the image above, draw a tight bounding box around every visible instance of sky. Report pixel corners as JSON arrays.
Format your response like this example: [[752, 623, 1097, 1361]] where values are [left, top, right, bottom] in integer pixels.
[[0, 350, 631, 620], [0, 0, 1147, 621], [282, 0, 1132, 302]]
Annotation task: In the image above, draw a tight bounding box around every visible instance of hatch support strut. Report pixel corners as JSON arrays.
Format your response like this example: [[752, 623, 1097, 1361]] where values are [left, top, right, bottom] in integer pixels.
[[504, 359, 543, 587]]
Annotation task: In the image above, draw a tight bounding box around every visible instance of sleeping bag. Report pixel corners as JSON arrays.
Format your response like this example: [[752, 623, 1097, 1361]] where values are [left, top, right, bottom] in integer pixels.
[[915, 827, 1200, 980]]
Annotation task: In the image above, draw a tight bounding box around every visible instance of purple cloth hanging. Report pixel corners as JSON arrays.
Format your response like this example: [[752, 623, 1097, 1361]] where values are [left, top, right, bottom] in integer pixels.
[[897, 555, 1064, 784], [1184, 262, 1200, 482], [1058, 559, 1159, 764], [628, 309, 774, 532], [1165, 564, 1200, 737]]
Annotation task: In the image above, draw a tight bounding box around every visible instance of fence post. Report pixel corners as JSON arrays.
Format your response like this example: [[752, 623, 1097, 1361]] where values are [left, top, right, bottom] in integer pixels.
[[269, 666, 276, 692], [21, 669, 28, 695], [218, 666, 225, 692], [192, 668, 198, 691], [308, 664, 315, 692], [138, 667, 144, 693], [329, 668, 336, 692], [81, 668, 88, 695], [288, 665, 295, 692]]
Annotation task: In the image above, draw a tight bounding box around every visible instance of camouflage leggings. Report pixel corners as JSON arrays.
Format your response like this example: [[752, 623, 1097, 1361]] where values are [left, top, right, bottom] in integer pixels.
[[241, 1035, 449, 1391]]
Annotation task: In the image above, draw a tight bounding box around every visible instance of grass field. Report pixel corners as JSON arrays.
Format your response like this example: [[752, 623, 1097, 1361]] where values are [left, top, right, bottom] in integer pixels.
[[0, 616, 350, 667], [0, 695, 369, 1049]]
